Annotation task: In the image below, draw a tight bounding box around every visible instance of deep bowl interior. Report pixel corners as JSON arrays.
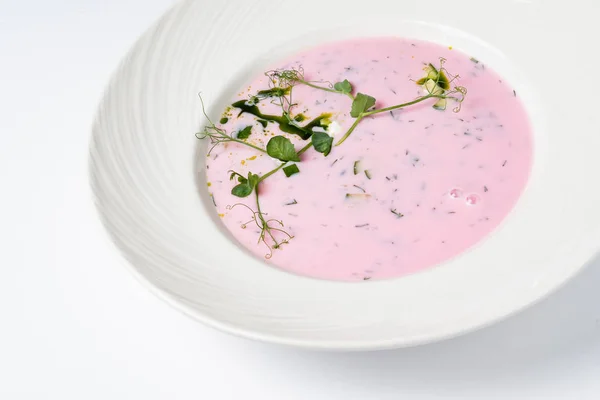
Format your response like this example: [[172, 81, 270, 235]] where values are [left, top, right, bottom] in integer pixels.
[[90, 0, 600, 349]]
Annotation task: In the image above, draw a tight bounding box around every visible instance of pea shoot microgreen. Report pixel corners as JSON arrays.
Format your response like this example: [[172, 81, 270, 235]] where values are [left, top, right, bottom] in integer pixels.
[[266, 136, 300, 162], [229, 171, 260, 198], [197, 57, 467, 257], [350, 93, 376, 118], [333, 79, 352, 94], [311, 132, 333, 156]]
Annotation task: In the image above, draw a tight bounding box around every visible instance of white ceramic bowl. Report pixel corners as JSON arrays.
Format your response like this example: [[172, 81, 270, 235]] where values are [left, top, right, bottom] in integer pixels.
[[90, 0, 600, 350]]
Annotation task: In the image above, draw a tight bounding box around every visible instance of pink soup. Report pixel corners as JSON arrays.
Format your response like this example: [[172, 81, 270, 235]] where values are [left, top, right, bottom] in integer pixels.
[[204, 37, 533, 281]]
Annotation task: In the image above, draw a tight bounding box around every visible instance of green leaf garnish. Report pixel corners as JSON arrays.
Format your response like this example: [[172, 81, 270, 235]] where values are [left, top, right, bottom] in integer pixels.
[[220, 117, 228, 124], [231, 172, 259, 198], [236, 126, 252, 139], [229, 171, 245, 182], [266, 136, 300, 162], [231, 183, 253, 197], [283, 164, 300, 177], [350, 93, 376, 117], [311, 132, 333, 156], [248, 172, 259, 189], [333, 79, 352, 94]]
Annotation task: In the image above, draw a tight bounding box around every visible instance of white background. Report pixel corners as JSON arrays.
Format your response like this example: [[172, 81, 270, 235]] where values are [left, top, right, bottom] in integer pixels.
[[1, 0, 599, 398]]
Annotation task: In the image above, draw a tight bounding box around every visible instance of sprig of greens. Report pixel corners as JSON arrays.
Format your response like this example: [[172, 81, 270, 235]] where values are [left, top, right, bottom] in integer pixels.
[[266, 68, 355, 100], [195, 95, 266, 155], [336, 59, 466, 145], [226, 199, 293, 258], [229, 171, 260, 198], [197, 58, 467, 257], [350, 93, 376, 117]]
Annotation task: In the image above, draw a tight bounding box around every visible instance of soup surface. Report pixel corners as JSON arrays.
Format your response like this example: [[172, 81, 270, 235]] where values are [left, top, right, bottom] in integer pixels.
[[203, 37, 533, 281]]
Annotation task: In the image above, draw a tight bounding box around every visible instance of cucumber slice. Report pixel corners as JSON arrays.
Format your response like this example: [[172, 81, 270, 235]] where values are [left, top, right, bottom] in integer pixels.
[[353, 160, 361, 175], [424, 79, 444, 95], [424, 79, 447, 110], [432, 98, 447, 111], [424, 63, 439, 79], [416, 64, 450, 90], [425, 63, 450, 90], [416, 64, 437, 85]]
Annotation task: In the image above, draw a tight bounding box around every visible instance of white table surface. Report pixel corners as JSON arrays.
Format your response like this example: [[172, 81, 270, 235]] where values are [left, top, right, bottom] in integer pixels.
[[1, 1, 599, 398]]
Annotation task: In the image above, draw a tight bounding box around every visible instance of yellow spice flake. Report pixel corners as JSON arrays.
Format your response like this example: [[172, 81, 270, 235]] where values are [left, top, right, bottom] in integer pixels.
[[248, 156, 257, 161], [241, 160, 246, 165], [218, 213, 225, 218], [448, 46, 453, 50], [207, 182, 212, 187]]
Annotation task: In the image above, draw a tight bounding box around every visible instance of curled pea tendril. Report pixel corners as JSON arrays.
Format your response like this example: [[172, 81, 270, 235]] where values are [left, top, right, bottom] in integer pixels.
[[227, 203, 293, 259]]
